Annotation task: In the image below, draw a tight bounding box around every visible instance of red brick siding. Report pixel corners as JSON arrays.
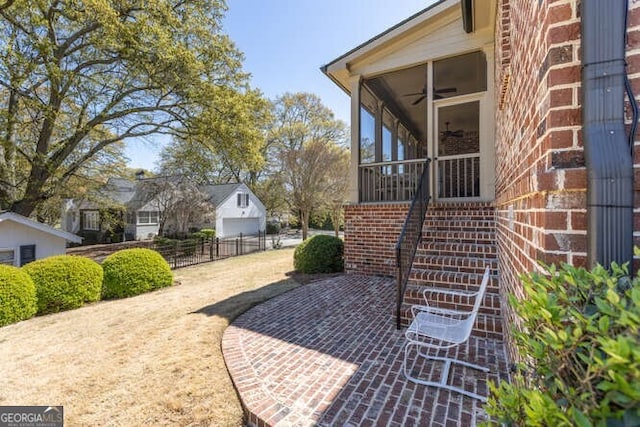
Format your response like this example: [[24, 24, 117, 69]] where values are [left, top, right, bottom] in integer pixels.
[[495, 0, 585, 362], [496, 0, 640, 362], [343, 203, 409, 277]]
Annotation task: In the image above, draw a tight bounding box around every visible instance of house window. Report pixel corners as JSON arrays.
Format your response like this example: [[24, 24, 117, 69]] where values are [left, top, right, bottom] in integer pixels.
[[0, 249, 15, 266], [83, 211, 100, 231], [237, 193, 250, 208], [137, 211, 159, 225], [19, 245, 36, 266]]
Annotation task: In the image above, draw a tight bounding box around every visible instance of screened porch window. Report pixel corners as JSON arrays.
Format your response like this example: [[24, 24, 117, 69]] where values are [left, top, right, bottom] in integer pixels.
[[359, 86, 376, 164]]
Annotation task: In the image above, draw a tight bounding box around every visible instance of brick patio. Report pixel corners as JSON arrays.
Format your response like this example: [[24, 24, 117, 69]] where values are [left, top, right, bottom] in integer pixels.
[[222, 275, 510, 426]]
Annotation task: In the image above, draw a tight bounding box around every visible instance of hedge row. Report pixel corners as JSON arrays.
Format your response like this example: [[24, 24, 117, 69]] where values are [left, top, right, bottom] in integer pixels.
[[0, 248, 173, 327]]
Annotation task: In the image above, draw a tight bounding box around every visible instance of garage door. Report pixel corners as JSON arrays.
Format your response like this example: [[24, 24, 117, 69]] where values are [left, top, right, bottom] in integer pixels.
[[221, 217, 260, 237]]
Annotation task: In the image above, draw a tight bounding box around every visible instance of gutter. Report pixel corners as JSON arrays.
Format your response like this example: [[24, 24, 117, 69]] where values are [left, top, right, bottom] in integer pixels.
[[581, 0, 635, 268]]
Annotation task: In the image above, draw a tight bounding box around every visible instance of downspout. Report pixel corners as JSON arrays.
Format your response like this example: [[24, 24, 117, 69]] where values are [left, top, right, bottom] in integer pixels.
[[461, 0, 473, 33], [581, 0, 635, 269]]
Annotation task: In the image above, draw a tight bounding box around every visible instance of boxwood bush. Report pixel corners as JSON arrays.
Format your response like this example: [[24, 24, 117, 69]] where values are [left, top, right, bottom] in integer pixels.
[[102, 248, 173, 299], [23, 255, 103, 315], [486, 257, 640, 426], [0, 265, 37, 326], [294, 235, 344, 273]]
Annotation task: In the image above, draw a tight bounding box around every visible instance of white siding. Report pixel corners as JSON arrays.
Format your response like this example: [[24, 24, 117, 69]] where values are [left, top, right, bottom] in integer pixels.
[[0, 221, 68, 265], [215, 184, 266, 238]]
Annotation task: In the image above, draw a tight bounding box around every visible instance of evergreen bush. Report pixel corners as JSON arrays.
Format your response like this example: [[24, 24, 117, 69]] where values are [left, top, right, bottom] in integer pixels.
[[0, 265, 37, 326], [102, 248, 173, 299], [486, 256, 640, 426], [23, 255, 103, 314], [293, 235, 344, 273]]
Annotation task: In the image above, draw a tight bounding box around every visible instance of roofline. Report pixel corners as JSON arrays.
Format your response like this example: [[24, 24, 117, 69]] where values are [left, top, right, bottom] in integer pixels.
[[320, 0, 450, 78], [0, 212, 82, 243]]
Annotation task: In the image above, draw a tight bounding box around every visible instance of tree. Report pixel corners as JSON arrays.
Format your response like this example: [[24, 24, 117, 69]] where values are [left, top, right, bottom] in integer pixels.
[[134, 176, 213, 237], [0, 0, 257, 217], [324, 148, 350, 237], [269, 93, 348, 240]]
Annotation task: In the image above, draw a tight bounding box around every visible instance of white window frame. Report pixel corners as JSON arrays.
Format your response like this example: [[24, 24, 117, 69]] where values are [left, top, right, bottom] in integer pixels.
[[137, 211, 159, 225], [237, 193, 250, 208], [83, 210, 100, 231], [0, 248, 16, 266]]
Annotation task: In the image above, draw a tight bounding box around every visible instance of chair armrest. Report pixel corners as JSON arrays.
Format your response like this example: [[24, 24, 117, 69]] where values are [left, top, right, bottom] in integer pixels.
[[422, 287, 479, 306]]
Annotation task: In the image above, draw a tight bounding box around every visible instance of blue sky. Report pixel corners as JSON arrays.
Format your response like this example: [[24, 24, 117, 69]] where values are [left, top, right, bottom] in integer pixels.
[[125, 0, 434, 170]]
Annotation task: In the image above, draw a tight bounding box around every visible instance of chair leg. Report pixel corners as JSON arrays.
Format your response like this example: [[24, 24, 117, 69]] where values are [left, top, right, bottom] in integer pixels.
[[403, 342, 489, 402]]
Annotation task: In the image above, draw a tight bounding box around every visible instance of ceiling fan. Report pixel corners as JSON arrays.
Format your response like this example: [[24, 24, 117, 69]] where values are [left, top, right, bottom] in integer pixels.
[[403, 86, 457, 105], [440, 122, 464, 141]]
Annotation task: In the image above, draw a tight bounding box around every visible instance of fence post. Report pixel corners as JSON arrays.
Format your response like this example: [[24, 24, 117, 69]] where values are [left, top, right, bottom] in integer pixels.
[[216, 237, 219, 258], [235, 237, 239, 256], [201, 237, 205, 255], [209, 237, 213, 261], [239, 233, 243, 255], [173, 243, 178, 269]]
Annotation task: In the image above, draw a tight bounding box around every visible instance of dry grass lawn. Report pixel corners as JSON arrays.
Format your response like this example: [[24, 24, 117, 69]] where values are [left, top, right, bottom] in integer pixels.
[[0, 248, 302, 426]]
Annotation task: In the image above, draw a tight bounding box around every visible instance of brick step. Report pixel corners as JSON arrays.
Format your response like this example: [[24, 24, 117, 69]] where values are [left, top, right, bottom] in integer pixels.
[[428, 203, 494, 213], [409, 267, 497, 292], [403, 282, 501, 315], [422, 230, 495, 245], [412, 254, 497, 275], [425, 212, 496, 221], [422, 220, 496, 233], [418, 241, 498, 258]]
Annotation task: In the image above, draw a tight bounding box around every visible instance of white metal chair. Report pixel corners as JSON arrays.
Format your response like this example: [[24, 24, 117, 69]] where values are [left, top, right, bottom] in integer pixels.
[[403, 266, 491, 401]]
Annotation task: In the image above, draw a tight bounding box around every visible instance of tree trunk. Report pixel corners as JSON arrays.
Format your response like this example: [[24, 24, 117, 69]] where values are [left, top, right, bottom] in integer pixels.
[[300, 209, 309, 240]]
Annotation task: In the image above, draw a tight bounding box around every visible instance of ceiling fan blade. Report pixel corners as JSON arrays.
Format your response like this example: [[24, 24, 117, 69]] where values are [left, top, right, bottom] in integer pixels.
[[411, 95, 426, 105], [402, 91, 426, 97]]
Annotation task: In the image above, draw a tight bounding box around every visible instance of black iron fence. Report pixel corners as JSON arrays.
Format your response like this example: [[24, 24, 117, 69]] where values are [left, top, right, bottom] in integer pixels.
[[153, 232, 267, 269], [395, 159, 431, 329]]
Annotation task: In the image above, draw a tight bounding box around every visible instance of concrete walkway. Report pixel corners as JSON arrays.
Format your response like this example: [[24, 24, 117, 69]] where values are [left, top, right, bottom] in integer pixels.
[[222, 275, 509, 426]]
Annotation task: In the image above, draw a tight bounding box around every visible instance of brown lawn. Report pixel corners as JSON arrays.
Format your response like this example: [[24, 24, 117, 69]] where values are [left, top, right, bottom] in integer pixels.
[[0, 248, 304, 426]]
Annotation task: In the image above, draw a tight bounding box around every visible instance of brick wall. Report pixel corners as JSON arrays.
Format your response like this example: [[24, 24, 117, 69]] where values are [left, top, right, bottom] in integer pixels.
[[343, 203, 409, 277], [495, 0, 640, 362], [495, 0, 585, 362]]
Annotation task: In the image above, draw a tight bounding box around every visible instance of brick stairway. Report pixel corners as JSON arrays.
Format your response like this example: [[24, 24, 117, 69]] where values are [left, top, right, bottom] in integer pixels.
[[398, 202, 503, 339]]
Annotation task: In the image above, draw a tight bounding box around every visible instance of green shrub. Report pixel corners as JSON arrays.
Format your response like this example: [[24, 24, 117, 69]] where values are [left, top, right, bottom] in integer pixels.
[[266, 221, 281, 235], [486, 258, 640, 426], [180, 239, 198, 256], [200, 228, 215, 238], [0, 265, 37, 326], [102, 248, 173, 299], [23, 255, 103, 315], [154, 236, 178, 249], [293, 235, 344, 273]]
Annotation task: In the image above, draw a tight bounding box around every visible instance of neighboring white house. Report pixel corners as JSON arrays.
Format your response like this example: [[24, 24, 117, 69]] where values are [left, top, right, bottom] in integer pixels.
[[0, 211, 82, 266], [201, 183, 267, 238], [62, 177, 266, 243]]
